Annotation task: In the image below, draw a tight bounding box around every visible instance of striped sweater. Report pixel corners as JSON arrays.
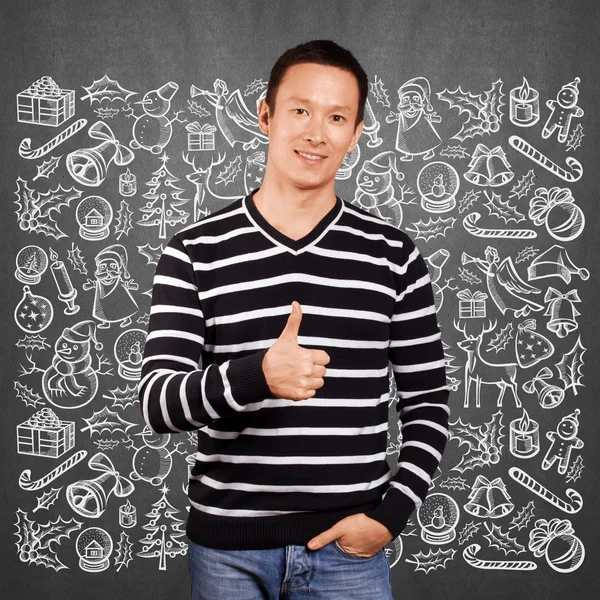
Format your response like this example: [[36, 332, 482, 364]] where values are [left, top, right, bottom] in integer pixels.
[[139, 188, 450, 550]]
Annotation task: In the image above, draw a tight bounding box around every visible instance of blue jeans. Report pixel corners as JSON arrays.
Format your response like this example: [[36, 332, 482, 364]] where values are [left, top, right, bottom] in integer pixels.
[[188, 538, 393, 599]]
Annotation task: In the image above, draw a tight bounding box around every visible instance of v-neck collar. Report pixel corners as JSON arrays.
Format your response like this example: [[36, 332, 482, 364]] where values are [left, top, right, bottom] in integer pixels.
[[244, 187, 343, 255]]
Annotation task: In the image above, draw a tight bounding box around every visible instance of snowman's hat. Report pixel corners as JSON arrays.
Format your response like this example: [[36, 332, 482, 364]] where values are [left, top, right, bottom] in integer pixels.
[[363, 151, 404, 181], [60, 320, 103, 350], [156, 82, 179, 101]]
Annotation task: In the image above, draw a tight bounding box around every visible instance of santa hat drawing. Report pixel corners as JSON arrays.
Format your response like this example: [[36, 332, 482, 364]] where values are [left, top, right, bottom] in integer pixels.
[[398, 77, 434, 111], [95, 244, 131, 278], [527, 245, 589, 284]]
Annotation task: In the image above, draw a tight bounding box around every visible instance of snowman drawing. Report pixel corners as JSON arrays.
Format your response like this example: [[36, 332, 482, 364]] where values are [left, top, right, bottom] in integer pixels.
[[128, 426, 186, 486], [129, 82, 187, 154]]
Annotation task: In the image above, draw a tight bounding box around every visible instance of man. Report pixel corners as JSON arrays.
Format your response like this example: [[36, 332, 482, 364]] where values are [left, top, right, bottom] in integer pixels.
[[139, 39, 450, 599]]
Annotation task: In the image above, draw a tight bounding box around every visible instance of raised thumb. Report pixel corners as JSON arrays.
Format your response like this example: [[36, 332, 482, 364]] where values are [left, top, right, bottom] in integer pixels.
[[280, 301, 302, 341]]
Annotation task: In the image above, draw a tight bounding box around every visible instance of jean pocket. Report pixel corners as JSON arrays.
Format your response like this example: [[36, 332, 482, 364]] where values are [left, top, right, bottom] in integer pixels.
[[332, 540, 378, 560]]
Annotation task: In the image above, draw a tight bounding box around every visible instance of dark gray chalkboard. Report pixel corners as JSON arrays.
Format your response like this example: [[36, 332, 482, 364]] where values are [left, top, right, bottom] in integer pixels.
[[2, 0, 599, 598]]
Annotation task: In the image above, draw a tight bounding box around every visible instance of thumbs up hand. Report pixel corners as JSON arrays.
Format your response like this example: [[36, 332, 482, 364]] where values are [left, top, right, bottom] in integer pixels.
[[263, 301, 330, 401]]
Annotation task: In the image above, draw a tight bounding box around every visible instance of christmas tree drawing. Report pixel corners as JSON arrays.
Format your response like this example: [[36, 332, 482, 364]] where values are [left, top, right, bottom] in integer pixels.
[[136, 484, 187, 570], [137, 153, 190, 239]]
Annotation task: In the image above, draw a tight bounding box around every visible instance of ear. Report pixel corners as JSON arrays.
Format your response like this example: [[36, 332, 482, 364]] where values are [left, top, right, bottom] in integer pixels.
[[257, 99, 270, 135], [346, 120, 364, 153]]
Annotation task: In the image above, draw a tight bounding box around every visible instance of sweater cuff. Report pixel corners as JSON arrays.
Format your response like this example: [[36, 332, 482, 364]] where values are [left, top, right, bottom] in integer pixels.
[[227, 348, 276, 404], [364, 487, 417, 538]]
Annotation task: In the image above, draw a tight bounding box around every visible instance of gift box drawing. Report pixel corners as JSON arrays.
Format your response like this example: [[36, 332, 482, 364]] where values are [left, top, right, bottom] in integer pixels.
[[186, 121, 216, 151], [457, 289, 488, 318], [17, 407, 75, 458], [17, 76, 75, 127]]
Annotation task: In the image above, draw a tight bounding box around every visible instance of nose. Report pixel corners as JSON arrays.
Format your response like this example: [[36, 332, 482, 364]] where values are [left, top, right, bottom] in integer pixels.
[[302, 118, 325, 145]]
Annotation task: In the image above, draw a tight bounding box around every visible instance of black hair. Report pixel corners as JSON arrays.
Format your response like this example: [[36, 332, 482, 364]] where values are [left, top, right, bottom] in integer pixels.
[[265, 39, 368, 130]]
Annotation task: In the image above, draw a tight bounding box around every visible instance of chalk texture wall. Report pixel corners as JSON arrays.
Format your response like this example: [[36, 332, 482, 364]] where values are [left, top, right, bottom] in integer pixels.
[[1, 0, 599, 598]]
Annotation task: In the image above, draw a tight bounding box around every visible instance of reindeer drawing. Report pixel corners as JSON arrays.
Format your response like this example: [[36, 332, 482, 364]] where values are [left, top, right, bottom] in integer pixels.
[[454, 319, 521, 409], [182, 150, 267, 222]]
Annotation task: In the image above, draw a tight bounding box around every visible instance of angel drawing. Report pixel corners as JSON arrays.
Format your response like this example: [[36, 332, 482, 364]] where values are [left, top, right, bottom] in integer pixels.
[[462, 246, 544, 318], [190, 79, 268, 151]]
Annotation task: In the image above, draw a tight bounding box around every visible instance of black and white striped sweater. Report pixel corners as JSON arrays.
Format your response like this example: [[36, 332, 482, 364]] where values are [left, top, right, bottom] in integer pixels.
[[139, 188, 450, 550]]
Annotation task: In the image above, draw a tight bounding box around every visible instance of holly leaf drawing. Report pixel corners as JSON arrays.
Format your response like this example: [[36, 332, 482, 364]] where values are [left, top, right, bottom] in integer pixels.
[[458, 189, 481, 214], [449, 410, 504, 473], [437, 85, 486, 117], [405, 216, 456, 242], [16, 334, 50, 352], [483, 523, 525, 555], [555, 335, 586, 396], [32, 155, 62, 182], [440, 144, 470, 159], [14, 509, 82, 571], [14, 381, 44, 408], [14, 178, 82, 239], [509, 500, 535, 531], [94, 106, 120, 119], [509, 169, 536, 199], [439, 476, 468, 491], [32, 487, 62, 513], [483, 190, 525, 223], [138, 243, 164, 266], [244, 78, 267, 96], [80, 406, 137, 437], [458, 521, 481, 545], [67, 242, 88, 275], [81, 74, 137, 104], [515, 246, 538, 264], [484, 79, 505, 120], [458, 266, 482, 285], [566, 122, 584, 151], [370, 75, 390, 107], [114, 199, 133, 240], [115, 530, 134, 571], [216, 155, 243, 186], [102, 384, 139, 409], [566, 455, 584, 483], [406, 548, 456, 574], [486, 322, 514, 353], [187, 100, 211, 118]]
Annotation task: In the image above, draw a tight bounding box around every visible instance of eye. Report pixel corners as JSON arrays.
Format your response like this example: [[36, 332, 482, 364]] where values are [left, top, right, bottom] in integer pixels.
[[295, 108, 308, 115], [331, 115, 345, 122]]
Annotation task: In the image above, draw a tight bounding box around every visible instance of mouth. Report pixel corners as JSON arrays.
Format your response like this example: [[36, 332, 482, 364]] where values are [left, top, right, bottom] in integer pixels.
[[295, 150, 327, 163]]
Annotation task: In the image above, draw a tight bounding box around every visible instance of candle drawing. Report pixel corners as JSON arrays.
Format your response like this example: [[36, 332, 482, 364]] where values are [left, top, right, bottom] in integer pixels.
[[510, 77, 540, 127], [509, 408, 540, 458], [119, 167, 137, 196], [49, 247, 80, 315]]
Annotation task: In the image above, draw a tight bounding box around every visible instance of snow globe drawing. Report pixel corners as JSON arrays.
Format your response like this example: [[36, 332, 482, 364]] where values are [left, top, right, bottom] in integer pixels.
[[114, 328, 146, 380], [417, 492, 460, 544]]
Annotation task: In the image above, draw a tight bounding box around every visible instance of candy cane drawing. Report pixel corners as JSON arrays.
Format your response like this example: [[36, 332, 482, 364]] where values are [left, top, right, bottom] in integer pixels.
[[18, 449, 88, 491], [18, 118, 88, 159], [463, 212, 537, 238], [463, 544, 537, 570], [508, 467, 583, 514], [508, 135, 583, 182]]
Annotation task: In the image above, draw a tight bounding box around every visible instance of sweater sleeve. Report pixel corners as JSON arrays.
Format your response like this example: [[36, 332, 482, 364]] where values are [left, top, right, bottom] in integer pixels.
[[365, 236, 450, 538], [138, 233, 275, 434]]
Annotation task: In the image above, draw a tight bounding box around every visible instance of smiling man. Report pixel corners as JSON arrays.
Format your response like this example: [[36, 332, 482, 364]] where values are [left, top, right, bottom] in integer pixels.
[[139, 39, 450, 599]]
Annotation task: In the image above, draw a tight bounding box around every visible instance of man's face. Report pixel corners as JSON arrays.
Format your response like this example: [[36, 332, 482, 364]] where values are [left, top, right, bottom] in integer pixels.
[[258, 62, 363, 192]]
